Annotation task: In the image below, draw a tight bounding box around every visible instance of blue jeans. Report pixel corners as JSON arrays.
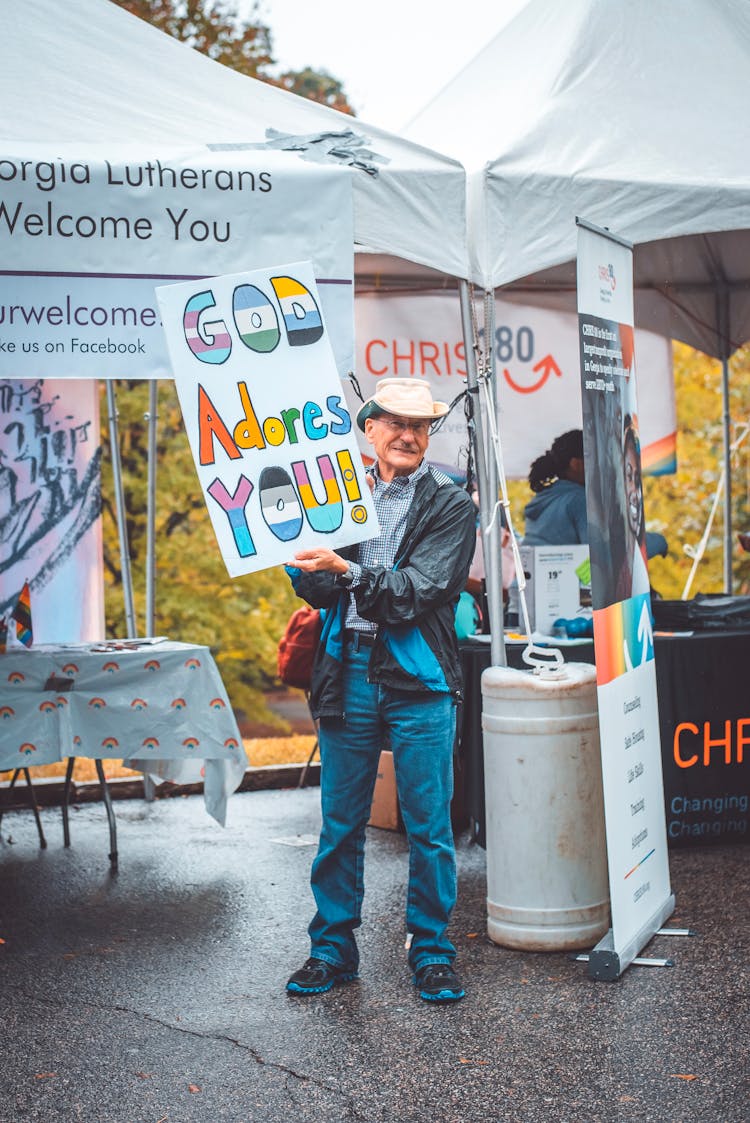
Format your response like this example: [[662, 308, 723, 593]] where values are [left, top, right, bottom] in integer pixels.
[[308, 644, 458, 972]]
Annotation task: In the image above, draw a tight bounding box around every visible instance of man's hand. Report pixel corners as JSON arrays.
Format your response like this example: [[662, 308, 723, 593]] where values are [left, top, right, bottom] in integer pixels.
[[291, 548, 349, 575]]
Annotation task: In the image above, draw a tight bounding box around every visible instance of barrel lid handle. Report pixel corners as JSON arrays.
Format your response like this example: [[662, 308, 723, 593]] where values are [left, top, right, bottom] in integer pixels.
[[521, 641, 566, 675]]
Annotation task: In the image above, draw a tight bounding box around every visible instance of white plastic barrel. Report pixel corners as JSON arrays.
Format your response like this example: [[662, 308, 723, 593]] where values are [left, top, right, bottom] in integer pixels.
[[481, 662, 609, 951]]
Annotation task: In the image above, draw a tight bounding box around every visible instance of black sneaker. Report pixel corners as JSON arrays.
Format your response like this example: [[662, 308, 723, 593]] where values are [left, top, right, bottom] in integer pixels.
[[286, 957, 358, 995], [413, 962, 465, 1003]]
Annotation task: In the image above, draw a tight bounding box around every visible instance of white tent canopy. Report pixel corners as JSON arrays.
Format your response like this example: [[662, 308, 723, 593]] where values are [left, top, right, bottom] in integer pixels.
[[407, 0, 750, 360], [0, 0, 468, 281]]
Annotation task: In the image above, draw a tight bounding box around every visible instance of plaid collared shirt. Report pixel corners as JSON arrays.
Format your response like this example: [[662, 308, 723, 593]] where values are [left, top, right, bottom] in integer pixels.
[[343, 459, 430, 633]]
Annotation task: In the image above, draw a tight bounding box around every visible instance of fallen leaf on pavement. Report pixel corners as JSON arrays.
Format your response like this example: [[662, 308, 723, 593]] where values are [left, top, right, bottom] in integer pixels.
[[34, 1073, 57, 1080], [188, 1084, 201, 1093], [669, 1074, 698, 1081], [459, 1058, 488, 1065]]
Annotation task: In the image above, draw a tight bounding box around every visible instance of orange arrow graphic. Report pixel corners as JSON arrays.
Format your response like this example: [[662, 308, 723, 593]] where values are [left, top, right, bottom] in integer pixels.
[[503, 354, 562, 394]]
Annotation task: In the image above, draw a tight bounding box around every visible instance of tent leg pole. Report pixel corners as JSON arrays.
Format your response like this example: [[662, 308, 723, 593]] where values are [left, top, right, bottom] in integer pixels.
[[459, 281, 506, 667], [721, 352, 732, 594], [145, 380, 158, 637], [106, 380, 137, 639], [716, 288, 732, 594]]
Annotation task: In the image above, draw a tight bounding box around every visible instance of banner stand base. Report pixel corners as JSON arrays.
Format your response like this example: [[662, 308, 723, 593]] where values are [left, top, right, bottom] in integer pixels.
[[577, 894, 677, 980]]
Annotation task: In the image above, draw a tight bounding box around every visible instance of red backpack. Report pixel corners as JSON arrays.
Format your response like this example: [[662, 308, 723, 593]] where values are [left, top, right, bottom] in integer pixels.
[[277, 606, 323, 690]]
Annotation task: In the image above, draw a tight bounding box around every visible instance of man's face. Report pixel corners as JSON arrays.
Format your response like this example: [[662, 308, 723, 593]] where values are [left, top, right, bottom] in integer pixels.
[[364, 413, 430, 480]]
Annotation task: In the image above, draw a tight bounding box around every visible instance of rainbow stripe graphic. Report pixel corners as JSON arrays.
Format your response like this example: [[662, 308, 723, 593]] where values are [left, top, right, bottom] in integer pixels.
[[101, 736, 119, 750], [39, 700, 57, 713], [624, 848, 655, 880], [641, 432, 677, 477], [224, 737, 239, 750], [182, 736, 200, 750], [102, 661, 120, 673], [184, 658, 201, 670], [62, 663, 78, 675], [142, 736, 160, 749], [11, 581, 32, 647], [270, 275, 323, 347], [292, 456, 343, 533], [88, 697, 107, 709], [209, 698, 226, 710], [184, 289, 232, 363], [0, 706, 15, 718], [232, 283, 280, 352], [171, 698, 187, 710], [73, 735, 82, 747], [593, 593, 654, 686], [130, 698, 148, 710], [144, 660, 161, 671], [56, 696, 68, 708], [8, 671, 25, 683], [20, 743, 36, 755]]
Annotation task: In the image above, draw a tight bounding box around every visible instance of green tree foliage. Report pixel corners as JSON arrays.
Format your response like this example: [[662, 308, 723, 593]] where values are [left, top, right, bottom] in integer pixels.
[[113, 0, 355, 111], [643, 342, 750, 599], [100, 381, 299, 730], [277, 67, 354, 114]]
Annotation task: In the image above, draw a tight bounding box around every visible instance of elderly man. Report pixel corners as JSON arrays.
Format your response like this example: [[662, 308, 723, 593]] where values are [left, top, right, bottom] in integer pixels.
[[285, 378, 476, 1003]]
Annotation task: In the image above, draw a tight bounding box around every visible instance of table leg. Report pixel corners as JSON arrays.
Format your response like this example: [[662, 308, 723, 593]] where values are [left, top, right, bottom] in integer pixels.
[[62, 757, 75, 848], [22, 768, 47, 849], [0, 769, 47, 849], [95, 759, 118, 869]]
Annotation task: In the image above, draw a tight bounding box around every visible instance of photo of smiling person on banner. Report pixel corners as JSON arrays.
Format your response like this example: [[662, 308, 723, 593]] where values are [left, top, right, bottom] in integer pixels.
[[615, 413, 650, 603]]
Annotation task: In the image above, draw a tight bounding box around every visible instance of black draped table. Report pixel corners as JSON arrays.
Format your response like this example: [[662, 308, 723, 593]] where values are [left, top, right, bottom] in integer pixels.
[[458, 631, 750, 848]]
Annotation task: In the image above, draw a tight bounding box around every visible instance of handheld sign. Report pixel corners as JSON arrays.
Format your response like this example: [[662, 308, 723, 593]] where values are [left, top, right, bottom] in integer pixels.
[[157, 262, 378, 577]]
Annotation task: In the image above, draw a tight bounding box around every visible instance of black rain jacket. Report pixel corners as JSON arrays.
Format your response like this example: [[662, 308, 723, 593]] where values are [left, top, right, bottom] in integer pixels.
[[287, 465, 477, 720]]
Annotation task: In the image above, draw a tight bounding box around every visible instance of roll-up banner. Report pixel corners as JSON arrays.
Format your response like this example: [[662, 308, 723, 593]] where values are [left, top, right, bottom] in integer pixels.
[[576, 218, 675, 980]]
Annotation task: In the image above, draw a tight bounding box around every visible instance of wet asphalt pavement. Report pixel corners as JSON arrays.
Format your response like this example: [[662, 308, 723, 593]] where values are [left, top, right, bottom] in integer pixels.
[[0, 786, 748, 1123]]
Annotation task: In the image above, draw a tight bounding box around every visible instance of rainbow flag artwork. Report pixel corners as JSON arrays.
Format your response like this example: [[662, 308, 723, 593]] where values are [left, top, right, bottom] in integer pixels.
[[11, 581, 32, 647]]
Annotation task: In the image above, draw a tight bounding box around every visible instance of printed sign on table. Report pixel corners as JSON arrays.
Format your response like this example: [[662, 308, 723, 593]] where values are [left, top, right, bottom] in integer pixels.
[[156, 262, 378, 578], [577, 220, 673, 973]]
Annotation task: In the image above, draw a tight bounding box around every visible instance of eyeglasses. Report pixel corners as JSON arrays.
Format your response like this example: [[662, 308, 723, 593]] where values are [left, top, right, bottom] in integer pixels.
[[375, 417, 432, 437]]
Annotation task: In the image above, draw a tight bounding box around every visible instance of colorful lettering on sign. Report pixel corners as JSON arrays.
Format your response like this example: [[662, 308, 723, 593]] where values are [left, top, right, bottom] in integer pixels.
[[270, 275, 323, 347], [207, 475, 256, 557], [198, 385, 242, 465], [184, 290, 231, 364], [292, 455, 343, 533], [673, 718, 750, 768], [208, 448, 368, 549], [232, 284, 280, 354], [199, 387, 353, 464], [258, 466, 304, 541]]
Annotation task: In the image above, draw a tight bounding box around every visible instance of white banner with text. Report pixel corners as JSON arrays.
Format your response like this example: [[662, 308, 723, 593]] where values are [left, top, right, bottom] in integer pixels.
[[0, 145, 354, 380], [353, 292, 675, 479]]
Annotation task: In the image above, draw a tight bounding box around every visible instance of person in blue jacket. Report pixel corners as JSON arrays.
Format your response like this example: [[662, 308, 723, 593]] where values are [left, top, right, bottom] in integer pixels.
[[522, 426, 667, 575], [522, 429, 588, 546], [284, 378, 476, 1004]]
